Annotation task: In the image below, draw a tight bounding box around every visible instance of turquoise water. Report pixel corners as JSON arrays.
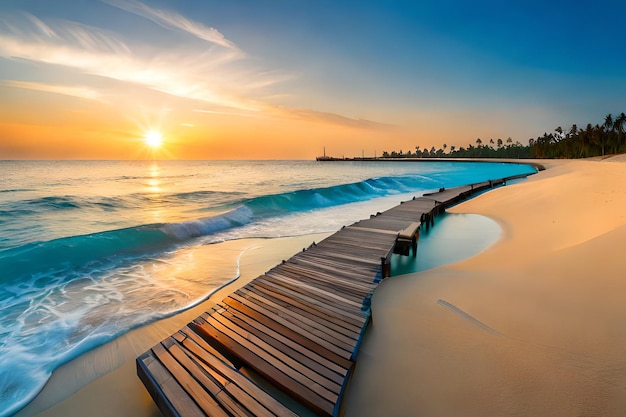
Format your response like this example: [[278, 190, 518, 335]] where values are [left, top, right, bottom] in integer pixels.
[[0, 160, 536, 416], [391, 213, 502, 275]]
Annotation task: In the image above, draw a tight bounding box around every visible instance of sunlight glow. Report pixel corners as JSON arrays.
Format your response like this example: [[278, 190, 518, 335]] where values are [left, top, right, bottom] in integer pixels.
[[144, 130, 163, 148]]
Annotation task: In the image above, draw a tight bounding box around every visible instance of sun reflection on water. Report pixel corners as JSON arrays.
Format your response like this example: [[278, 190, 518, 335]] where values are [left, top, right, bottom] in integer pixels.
[[147, 163, 161, 193], [146, 163, 165, 223]]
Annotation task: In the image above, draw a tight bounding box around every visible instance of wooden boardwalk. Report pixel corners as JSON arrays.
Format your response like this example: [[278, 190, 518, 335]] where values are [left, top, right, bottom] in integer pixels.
[[137, 174, 531, 417]]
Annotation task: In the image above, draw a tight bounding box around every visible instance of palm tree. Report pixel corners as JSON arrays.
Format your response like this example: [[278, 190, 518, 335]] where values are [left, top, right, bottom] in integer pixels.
[[615, 112, 626, 153], [579, 124, 593, 158], [604, 113, 614, 132], [555, 126, 564, 141], [475, 138, 482, 147], [600, 113, 615, 156]]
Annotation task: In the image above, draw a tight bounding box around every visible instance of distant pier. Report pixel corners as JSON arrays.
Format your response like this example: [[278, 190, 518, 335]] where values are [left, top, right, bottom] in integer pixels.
[[137, 173, 535, 417]]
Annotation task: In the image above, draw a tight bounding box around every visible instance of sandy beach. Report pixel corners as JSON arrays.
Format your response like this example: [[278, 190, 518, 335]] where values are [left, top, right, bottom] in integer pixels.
[[343, 156, 626, 416], [17, 157, 626, 417]]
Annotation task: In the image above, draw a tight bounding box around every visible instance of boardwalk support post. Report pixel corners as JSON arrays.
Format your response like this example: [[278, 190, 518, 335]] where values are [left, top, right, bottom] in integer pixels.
[[381, 257, 390, 278]]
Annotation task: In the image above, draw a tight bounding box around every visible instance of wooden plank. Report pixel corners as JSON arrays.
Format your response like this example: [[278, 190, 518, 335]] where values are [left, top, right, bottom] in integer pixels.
[[152, 342, 232, 417], [288, 255, 379, 282], [398, 221, 420, 240], [276, 259, 378, 288], [244, 282, 360, 342], [175, 327, 240, 369], [204, 310, 343, 396], [292, 255, 378, 276], [137, 351, 206, 417], [252, 271, 365, 318], [255, 271, 366, 320], [268, 269, 368, 304], [237, 287, 357, 352], [166, 337, 281, 417], [163, 338, 254, 417], [219, 306, 349, 378], [274, 262, 376, 300], [191, 316, 336, 417], [222, 296, 354, 370], [262, 271, 366, 317], [254, 276, 365, 329], [314, 235, 394, 253], [177, 330, 298, 417]]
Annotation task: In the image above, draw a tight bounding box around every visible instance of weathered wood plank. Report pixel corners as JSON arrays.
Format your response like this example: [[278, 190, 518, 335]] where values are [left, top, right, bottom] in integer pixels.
[[254, 276, 365, 327], [237, 287, 357, 351], [222, 296, 354, 370], [177, 330, 298, 417], [204, 310, 344, 395], [152, 342, 231, 417], [137, 351, 206, 417], [274, 262, 376, 300], [248, 281, 361, 340], [219, 306, 348, 378], [161, 338, 255, 417], [191, 315, 336, 416], [262, 271, 366, 316]]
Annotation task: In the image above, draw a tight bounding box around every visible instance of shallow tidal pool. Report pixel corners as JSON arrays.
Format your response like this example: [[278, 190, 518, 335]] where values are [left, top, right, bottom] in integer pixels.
[[390, 212, 501, 275]]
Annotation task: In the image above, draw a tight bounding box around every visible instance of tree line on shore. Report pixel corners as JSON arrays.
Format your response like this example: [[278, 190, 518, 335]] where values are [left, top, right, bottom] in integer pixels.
[[380, 112, 626, 159]]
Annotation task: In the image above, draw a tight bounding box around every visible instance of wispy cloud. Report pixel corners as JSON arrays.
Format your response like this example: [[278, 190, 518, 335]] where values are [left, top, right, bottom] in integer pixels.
[[102, 0, 239, 51], [193, 108, 260, 118], [279, 107, 395, 130], [0, 13, 130, 55], [2, 80, 103, 101], [0, 7, 390, 131], [0, 12, 262, 110]]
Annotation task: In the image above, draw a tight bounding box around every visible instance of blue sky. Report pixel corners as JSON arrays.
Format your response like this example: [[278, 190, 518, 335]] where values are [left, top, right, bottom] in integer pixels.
[[1, 0, 625, 158]]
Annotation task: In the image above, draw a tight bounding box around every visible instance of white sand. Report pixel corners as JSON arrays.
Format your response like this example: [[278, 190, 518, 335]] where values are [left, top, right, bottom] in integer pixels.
[[343, 157, 626, 416], [20, 157, 626, 417]]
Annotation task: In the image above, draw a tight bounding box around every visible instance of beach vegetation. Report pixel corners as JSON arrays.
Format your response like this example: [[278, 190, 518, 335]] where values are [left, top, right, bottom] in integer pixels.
[[377, 112, 626, 159]]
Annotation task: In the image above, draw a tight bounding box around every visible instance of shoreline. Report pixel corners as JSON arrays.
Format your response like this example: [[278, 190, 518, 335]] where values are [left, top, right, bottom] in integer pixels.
[[19, 156, 626, 417], [342, 155, 626, 416], [15, 233, 331, 417]]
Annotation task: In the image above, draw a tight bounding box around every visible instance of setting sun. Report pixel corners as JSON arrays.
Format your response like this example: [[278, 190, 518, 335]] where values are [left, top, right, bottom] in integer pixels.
[[144, 131, 163, 148]]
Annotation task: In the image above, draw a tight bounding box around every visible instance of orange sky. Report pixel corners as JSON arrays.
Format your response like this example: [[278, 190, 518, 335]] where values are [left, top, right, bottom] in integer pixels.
[[1, 1, 623, 159], [0, 83, 439, 160]]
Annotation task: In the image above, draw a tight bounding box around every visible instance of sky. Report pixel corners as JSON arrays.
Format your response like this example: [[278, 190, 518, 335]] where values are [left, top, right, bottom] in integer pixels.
[[1, 0, 625, 159]]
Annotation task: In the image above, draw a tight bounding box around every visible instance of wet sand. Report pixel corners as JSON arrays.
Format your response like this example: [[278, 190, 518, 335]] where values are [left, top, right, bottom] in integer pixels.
[[20, 156, 626, 417], [15, 234, 330, 417]]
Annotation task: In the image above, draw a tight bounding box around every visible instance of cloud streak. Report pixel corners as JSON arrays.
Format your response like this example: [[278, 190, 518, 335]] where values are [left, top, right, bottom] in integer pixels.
[[102, 0, 239, 51], [0, 12, 263, 110], [0, 6, 390, 131], [2, 80, 103, 101], [0, 13, 130, 55], [279, 107, 395, 130]]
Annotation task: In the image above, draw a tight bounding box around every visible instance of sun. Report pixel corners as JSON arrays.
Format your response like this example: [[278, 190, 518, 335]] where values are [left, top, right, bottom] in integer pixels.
[[144, 130, 163, 148]]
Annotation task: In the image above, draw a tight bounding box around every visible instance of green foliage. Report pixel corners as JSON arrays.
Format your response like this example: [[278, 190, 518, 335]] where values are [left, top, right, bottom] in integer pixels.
[[379, 113, 626, 159]]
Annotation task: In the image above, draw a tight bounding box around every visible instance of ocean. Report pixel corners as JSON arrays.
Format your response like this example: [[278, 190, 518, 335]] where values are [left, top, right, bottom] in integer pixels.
[[0, 160, 536, 415]]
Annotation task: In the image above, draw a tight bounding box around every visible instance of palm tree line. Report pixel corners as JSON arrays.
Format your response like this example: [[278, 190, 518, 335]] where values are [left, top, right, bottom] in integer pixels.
[[380, 113, 626, 159]]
